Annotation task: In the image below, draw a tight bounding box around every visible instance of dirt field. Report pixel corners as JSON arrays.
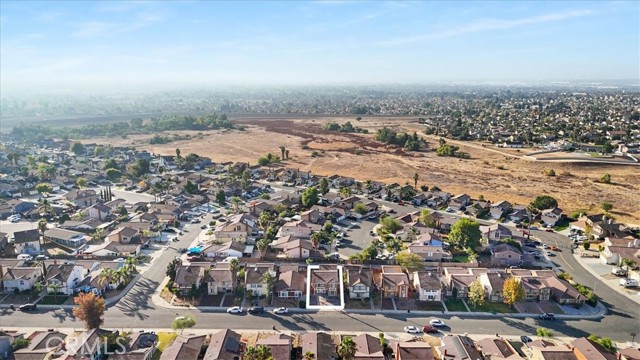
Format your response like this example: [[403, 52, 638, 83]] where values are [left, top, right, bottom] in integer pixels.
[[88, 116, 640, 225]]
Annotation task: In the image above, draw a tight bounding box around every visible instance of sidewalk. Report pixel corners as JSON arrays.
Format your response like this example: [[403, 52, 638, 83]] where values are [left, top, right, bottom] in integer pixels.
[[573, 254, 640, 305]]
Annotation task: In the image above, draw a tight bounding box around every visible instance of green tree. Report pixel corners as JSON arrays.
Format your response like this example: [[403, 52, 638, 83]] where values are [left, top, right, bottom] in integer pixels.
[[36, 183, 53, 194], [468, 280, 486, 308], [106, 168, 121, 182], [601, 202, 613, 211], [419, 209, 436, 228], [587, 335, 616, 352], [303, 350, 315, 360], [257, 238, 270, 260], [244, 344, 273, 360], [379, 216, 403, 234], [261, 270, 276, 300], [37, 198, 53, 216], [166, 259, 181, 281], [70, 141, 85, 155], [301, 186, 320, 207], [319, 178, 329, 195], [412, 173, 419, 189], [353, 203, 368, 215], [103, 158, 119, 171], [76, 177, 88, 188], [502, 277, 525, 307], [537, 327, 553, 338], [12, 337, 30, 351], [230, 196, 243, 213], [621, 258, 637, 271], [339, 187, 352, 198], [448, 218, 482, 249], [37, 218, 48, 245], [216, 190, 226, 205], [172, 316, 196, 334], [529, 195, 558, 211], [337, 337, 357, 360], [184, 180, 197, 194], [395, 252, 424, 273]]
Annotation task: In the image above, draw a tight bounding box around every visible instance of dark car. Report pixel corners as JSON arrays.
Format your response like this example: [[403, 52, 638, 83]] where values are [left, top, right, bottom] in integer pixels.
[[19, 304, 37, 312], [538, 313, 555, 320], [422, 325, 439, 334], [248, 306, 264, 314], [520, 335, 533, 343], [200, 225, 207, 229]]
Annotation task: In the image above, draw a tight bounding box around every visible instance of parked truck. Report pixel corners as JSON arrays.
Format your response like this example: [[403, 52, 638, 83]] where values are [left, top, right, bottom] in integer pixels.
[[619, 278, 638, 288]]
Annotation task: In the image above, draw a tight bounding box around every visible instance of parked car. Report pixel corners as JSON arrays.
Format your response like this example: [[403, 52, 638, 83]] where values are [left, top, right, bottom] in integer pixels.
[[248, 306, 264, 314], [226, 306, 243, 314], [273, 307, 289, 314], [520, 336, 533, 343], [619, 279, 639, 288], [35, 255, 49, 260], [538, 313, 555, 320], [545, 228, 554, 233], [200, 225, 207, 229], [549, 245, 558, 251], [403, 326, 421, 334], [422, 325, 439, 334], [429, 319, 445, 327], [19, 304, 37, 312], [17, 254, 34, 261], [612, 267, 628, 276]]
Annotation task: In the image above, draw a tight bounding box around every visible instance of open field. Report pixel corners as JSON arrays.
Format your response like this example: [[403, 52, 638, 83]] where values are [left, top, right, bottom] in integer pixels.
[[85, 115, 640, 224]]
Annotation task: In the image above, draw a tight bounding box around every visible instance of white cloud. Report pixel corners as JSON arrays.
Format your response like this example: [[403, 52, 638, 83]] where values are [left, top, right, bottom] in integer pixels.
[[378, 9, 595, 46]]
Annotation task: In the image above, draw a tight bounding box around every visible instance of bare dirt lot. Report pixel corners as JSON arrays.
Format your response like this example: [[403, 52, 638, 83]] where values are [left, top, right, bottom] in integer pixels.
[[90, 116, 640, 224]]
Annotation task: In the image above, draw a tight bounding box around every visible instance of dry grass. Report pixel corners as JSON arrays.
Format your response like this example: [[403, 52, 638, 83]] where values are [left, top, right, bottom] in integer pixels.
[[88, 116, 640, 225]]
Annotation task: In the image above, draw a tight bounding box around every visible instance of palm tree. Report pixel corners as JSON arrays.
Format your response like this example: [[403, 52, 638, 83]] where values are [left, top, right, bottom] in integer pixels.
[[621, 258, 637, 271], [338, 337, 357, 360], [260, 271, 276, 301], [258, 211, 271, 231], [413, 173, 419, 189], [365, 179, 373, 193], [98, 268, 117, 290], [123, 257, 138, 277], [279, 146, 286, 160], [303, 351, 315, 360], [230, 196, 243, 213], [48, 281, 63, 300], [37, 218, 48, 246], [310, 232, 323, 250], [37, 198, 53, 217], [257, 238, 270, 260]]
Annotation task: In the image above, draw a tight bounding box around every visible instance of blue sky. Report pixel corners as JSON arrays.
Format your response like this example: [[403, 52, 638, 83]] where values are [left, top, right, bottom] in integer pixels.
[[1, 0, 638, 92]]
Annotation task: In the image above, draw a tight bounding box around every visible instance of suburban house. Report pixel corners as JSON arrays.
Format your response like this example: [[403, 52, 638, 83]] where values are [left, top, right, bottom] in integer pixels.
[[44, 263, 85, 295], [413, 271, 443, 302], [64, 189, 99, 207], [406, 243, 452, 262], [479, 272, 509, 303], [44, 228, 89, 248], [213, 213, 257, 242], [346, 267, 373, 300], [256, 334, 292, 360], [13, 229, 41, 255], [63, 328, 114, 360], [491, 243, 523, 267], [450, 193, 472, 210], [395, 342, 436, 360], [353, 334, 385, 360], [490, 201, 512, 220], [544, 277, 587, 305], [87, 203, 112, 221], [2, 266, 42, 293], [203, 329, 244, 360], [282, 239, 318, 259], [110, 332, 158, 360], [481, 224, 513, 243], [508, 205, 530, 223], [476, 337, 522, 360], [173, 264, 207, 295], [300, 332, 337, 360], [437, 335, 483, 360], [205, 267, 236, 295], [107, 227, 140, 244], [600, 244, 640, 266], [570, 337, 617, 360], [202, 241, 246, 259], [310, 265, 340, 297], [245, 263, 276, 297], [276, 220, 318, 239], [276, 269, 306, 300], [160, 334, 206, 360], [379, 266, 410, 299], [13, 330, 67, 360], [541, 207, 564, 227]]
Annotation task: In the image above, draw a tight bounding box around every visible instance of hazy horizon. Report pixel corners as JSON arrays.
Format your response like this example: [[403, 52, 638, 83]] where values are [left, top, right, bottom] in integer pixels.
[[1, 0, 639, 94]]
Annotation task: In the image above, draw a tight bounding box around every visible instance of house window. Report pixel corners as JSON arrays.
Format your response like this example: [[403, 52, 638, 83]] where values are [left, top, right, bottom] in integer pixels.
[[20, 280, 25, 285]]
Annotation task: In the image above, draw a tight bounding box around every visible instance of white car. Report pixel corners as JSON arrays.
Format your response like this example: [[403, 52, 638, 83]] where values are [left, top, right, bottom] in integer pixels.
[[273, 307, 289, 314], [404, 326, 421, 334], [113, 258, 126, 263], [226, 306, 243, 314], [429, 319, 445, 327]]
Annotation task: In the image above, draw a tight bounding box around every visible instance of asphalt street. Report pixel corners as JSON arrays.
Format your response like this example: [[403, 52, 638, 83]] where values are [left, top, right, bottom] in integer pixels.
[[1, 197, 638, 342]]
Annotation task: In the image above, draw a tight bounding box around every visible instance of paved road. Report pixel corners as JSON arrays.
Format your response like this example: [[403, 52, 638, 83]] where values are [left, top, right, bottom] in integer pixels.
[[1, 203, 638, 342]]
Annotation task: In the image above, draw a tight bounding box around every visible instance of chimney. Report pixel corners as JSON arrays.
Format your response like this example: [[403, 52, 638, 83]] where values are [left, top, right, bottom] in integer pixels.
[[608, 219, 613, 224], [444, 349, 448, 356]]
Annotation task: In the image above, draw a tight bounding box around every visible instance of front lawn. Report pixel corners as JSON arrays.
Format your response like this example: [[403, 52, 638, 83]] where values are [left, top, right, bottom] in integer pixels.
[[469, 302, 517, 313], [415, 301, 444, 311], [39, 295, 69, 305], [451, 253, 470, 263], [151, 332, 177, 360], [444, 298, 467, 312], [554, 219, 571, 232]]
